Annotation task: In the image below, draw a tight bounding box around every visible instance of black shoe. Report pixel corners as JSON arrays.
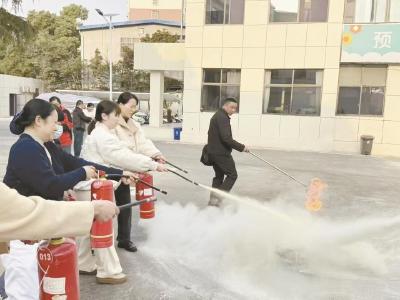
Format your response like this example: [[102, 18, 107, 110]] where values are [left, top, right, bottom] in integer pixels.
[[117, 241, 137, 252]]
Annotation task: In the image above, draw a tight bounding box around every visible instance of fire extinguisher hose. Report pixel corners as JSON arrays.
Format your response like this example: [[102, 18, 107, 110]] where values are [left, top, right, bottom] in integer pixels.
[[118, 197, 157, 211]]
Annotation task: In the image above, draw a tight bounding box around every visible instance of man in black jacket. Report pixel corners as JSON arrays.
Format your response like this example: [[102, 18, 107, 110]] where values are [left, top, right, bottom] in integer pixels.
[[72, 100, 92, 157], [207, 98, 248, 206]]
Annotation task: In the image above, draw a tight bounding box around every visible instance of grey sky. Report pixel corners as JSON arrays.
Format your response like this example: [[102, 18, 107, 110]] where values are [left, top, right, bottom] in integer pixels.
[[3, 0, 129, 25]]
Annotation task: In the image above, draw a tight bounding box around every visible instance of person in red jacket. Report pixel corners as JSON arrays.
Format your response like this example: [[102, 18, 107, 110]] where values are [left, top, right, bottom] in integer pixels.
[[49, 96, 73, 153]]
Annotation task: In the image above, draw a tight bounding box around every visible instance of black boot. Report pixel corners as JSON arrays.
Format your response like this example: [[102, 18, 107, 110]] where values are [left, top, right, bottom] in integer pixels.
[[117, 241, 138, 252]]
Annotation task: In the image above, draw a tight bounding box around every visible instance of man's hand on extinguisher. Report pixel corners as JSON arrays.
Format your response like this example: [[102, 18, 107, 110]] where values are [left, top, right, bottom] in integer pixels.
[[83, 166, 97, 180], [92, 200, 119, 222]]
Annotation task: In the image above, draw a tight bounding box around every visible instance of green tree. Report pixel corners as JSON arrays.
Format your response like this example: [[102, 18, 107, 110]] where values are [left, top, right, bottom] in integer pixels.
[[140, 29, 180, 43], [88, 49, 109, 90], [0, 7, 32, 43], [0, 1, 29, 45], [52, 5, 87, 89], [0, 7, 34, 77], [115, 46, 134, 90], [0, 4, 88, 90], [1, 0, 22, 11]]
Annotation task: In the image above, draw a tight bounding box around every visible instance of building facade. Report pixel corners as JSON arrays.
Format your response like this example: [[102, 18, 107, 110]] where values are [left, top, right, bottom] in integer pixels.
[[79, 20, 183, 63], [181, 0, 400, 157], [0, 75, 43, 118], [129, 0, 183, 22]]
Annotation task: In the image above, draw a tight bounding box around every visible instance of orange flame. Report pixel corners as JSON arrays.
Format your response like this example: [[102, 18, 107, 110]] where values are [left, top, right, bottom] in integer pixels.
[[305, 178, 327, 212]]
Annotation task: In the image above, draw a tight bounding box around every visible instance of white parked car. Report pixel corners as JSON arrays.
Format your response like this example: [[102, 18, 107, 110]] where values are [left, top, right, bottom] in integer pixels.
[[132, 111, 149, 125]]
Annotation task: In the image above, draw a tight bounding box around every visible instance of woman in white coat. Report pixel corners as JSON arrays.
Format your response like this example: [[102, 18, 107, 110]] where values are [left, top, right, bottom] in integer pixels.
[[78, 100, 167, 283], [114, 92, 167, 252]]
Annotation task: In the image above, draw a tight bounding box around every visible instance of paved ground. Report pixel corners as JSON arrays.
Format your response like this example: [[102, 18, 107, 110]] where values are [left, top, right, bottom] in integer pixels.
[[1, 118, 400, 299]]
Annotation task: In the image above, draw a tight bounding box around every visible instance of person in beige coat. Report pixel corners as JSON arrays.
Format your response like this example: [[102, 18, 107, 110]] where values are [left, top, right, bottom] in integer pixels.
[[115, 92, 165, 161], [0, 182, 118, 298], [113, 92, 167, 253], [0, 182, 118, 242]]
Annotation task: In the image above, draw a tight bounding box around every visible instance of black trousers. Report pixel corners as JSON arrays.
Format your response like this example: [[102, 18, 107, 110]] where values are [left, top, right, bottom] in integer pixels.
[[114, 183, 132, 243], [210, 154, 238, 192], [0, 273, 6, 299], [73, 129, 84, 157]]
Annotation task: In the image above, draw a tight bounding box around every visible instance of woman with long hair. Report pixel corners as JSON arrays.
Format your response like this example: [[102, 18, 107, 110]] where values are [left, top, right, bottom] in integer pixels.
[[113, 92, 167, 252]]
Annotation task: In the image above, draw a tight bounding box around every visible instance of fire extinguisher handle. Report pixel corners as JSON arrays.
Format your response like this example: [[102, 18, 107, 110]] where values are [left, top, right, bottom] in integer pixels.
[[118, 198, 157, 211]]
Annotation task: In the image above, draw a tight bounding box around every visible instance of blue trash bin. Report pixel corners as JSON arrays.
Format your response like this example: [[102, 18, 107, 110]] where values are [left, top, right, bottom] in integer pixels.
[[173, 127, 182, 140]]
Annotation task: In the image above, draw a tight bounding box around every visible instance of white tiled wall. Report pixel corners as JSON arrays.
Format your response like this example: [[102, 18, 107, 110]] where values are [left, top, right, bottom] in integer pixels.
[[334, 118, 360, 142], [244, 1, 269, 25], [242, 48, 266, 68], [286, 24, 308, 47], [280, 117, 300, 139], [239, 91, 263, 115], [202, 47, 222, 67], [222, 48, 243, 68], [261, 114, 280, 138], [243, 25, 267, 48], [223, 26, 244, 48], [240, 69, 265, 92]]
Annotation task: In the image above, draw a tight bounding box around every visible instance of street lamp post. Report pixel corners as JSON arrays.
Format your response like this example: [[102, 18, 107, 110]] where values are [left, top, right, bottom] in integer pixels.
[[180, 0, 185, 42], [96, 9, 119, 101]]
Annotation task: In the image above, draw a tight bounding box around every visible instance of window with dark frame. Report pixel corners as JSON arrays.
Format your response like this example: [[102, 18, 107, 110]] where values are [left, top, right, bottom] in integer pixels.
[[344, 0, 400, 23], [263, 69, 323, 116], [270, 0, 329, 23], [337, 66, 386, 116], [205, 0, 245, 24], [201, 69, 241, 112]]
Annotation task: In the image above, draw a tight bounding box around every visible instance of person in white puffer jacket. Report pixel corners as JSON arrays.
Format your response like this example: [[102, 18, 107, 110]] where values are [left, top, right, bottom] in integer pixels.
[[82, 118, 163, 173], [79, 100, 167, 284]]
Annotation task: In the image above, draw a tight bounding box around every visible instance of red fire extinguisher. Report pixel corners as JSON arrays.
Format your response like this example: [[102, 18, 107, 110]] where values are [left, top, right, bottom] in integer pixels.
[[37, 238, 79, 300], [91, 175, 114, 248], [136, 173, 155, 219]]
